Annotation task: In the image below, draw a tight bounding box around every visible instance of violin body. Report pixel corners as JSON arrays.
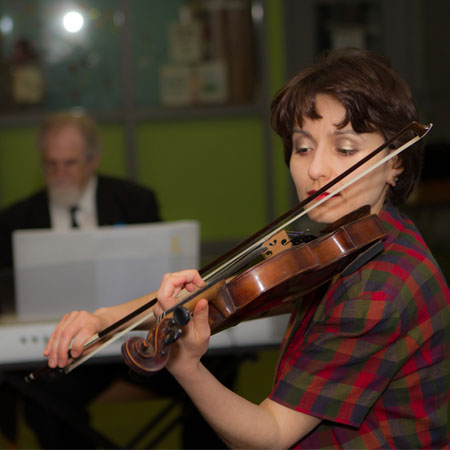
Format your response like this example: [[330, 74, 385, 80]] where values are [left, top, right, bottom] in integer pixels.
[[210, 210, 387, 331], [121, 208, 387, 375]]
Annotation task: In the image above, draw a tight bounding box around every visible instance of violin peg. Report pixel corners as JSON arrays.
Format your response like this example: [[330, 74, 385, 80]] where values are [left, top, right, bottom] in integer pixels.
[[164, 326, 183, 344], [173, 305, 191, 326]]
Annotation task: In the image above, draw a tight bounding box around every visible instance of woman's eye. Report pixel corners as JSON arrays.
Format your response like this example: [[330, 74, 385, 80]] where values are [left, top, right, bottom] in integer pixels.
[[294, 146, 311, 155], [337, 148, 357, 156]]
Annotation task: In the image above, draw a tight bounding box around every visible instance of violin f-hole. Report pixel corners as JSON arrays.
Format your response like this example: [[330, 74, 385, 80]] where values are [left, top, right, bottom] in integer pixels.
[[262, 230, 292, 258]]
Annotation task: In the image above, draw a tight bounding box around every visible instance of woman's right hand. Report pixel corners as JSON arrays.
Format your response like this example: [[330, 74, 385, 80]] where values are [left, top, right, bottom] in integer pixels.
[[43, 310, 107, 369]]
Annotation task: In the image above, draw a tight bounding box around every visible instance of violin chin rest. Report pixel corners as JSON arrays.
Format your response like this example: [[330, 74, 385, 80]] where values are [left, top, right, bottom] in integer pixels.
[[341, 240, 385, 277]]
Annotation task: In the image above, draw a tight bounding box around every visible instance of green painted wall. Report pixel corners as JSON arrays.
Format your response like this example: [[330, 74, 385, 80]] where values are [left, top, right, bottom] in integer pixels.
[[266, 0, 293, 218], [0, 127, 41, 206], [97, 125, 128, 179], [136, 118, 265, 241]]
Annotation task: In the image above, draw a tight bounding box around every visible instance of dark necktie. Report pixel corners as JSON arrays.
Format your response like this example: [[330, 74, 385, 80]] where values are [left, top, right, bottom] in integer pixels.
[[69, 205, 79, 228]]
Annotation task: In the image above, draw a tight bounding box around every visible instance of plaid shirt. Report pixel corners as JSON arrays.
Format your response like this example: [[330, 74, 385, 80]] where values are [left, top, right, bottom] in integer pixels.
[[270, 205, 450, 449]]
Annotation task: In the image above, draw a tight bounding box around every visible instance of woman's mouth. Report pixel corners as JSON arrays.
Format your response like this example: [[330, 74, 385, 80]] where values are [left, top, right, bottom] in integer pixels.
[[307, 190, 331, 200]]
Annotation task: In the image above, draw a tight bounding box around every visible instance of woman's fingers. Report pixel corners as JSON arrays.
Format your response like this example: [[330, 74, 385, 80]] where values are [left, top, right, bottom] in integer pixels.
[[157, 270, 204, 310], [44, 310, 101, 368], [192, 299, 211, 340]]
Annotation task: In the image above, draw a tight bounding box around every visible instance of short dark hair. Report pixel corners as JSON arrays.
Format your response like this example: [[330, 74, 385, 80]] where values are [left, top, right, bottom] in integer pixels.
[[270, 48, 424, 206]]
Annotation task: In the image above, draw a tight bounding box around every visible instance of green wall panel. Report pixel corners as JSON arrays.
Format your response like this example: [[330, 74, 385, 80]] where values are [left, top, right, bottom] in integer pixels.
[[136, 118, 266, 241], [97, 125, 127, 178], [0, 127, 43, 207], [266, 0, 293, 217]]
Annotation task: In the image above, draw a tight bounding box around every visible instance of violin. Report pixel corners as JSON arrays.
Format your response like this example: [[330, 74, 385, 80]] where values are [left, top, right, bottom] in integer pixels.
[[25, 121, 432, 382], [121, 206, 387, 376]]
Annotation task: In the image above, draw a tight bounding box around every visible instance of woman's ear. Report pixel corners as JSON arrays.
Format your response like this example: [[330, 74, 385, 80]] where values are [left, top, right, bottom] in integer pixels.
[[388, 157, 404, 187]]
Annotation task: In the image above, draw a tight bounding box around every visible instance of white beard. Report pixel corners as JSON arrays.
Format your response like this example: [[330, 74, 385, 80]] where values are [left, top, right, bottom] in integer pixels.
[[48, 183, 82, 208]]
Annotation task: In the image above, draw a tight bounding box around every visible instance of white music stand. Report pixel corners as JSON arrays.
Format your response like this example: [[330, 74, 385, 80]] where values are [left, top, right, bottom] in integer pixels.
[[12, 221, 200, 320]]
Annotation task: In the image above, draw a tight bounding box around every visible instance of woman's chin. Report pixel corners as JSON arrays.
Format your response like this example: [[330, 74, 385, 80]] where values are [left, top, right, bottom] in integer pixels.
[[306, 202, 349, 225], [306, 210, 336, 225]]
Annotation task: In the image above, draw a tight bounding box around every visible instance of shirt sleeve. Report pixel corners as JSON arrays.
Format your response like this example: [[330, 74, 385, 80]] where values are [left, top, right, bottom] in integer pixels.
[[270, 276, 405, 428]]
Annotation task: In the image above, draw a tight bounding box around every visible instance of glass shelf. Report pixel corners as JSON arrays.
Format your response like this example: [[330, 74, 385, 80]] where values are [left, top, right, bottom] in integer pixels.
[[0, 0, 260, 118]]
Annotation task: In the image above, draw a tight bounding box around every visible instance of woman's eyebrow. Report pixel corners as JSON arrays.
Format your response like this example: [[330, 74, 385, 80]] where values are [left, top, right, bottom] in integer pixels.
[[292, 128, 312, 137], [334, 129, 359, 136]]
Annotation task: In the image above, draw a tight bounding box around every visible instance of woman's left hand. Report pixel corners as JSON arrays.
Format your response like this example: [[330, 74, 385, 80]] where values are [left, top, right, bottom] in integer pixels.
[[156, 270, 211, 377]]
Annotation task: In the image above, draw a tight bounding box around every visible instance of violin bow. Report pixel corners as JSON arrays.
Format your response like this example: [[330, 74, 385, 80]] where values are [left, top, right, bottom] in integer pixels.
[[25, 121, 432, 380]]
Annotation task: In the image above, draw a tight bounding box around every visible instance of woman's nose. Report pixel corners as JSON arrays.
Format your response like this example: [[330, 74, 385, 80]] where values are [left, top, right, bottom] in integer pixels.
[[308, 147, 331, 181]]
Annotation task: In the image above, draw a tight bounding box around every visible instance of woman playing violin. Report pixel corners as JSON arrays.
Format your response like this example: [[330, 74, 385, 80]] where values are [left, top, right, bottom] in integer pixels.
[[45, 48, 450, 449]]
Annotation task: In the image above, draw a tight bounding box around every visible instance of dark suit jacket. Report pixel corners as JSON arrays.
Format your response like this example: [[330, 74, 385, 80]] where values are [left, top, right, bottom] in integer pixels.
[[0, 175, 160, 269]]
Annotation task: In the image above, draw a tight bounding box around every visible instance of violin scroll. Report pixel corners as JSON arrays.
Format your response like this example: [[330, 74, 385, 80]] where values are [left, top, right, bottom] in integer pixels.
[[121, 306, 191, 376]]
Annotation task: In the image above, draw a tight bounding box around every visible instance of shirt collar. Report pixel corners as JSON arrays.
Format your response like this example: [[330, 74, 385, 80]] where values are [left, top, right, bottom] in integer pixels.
[[78, 176, 97, 215]]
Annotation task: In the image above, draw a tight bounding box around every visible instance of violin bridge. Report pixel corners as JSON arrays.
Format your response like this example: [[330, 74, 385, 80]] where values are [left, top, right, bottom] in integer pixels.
[[262, 230, 292, 259]]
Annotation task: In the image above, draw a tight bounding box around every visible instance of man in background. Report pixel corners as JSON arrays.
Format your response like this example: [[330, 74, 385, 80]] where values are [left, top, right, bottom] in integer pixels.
[[0, 111, 160, 271]]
